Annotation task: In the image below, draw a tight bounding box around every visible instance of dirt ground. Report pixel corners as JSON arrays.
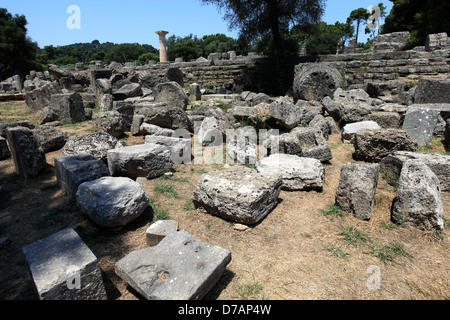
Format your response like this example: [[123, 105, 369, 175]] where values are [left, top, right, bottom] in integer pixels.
[[0, 100, 448, 300]]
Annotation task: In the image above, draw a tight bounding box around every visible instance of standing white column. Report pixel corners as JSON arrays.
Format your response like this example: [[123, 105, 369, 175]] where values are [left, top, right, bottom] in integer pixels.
[[155, 30, 169, 62]]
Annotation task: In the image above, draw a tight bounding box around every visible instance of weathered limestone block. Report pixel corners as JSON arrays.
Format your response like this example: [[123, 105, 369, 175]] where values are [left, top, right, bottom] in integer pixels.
[[191, 166, 282, 224], [380, 151, 450, 192], [425, 32, 448, 51], [24, 81, 62, 112], [368, 112, 401, 129], [402, 105, 440, 147], [137, 103, 191, 131], [342, 121, 381, 143], [6, 127, 47, 178], [62, 132, 127, 161], [413, 78, 450, 104], [115, 230, 231, 300], [50, 93, 86, 124], [92, 111, 125, 138], [293, 64, 342, 102], [107, 143, 173, 179], [154, 81, 189, 111], [0, 136, 11, 160], [32, 126, 68, 153], [256, 154, 324, 191], [55, 154, 110, 198], [354, 129, 418, 162], [76, 177, 149, 228], [335, 163, 380, 221], [371, 32, 411, 52], [0, 120, 35, 138], [391, 160, 444, 231], [22, 227, 107, 300], [269, 96, 302, 130], [145, 220, 179, 246]]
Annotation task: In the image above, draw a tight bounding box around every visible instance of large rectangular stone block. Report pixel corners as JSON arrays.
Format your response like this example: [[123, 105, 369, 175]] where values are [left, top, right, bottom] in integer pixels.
[[115, 230, 231, 300], [6, 127, 47, 178], [22, 227, 107, 300], [107, 143, 173, 179], [54, 154, 110, 198]]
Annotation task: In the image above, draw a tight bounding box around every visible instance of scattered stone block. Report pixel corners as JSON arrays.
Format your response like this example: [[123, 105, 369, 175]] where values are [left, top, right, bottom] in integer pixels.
[[191, 166, 282, 224], [113, 83, 142, 101], [322, 96, 341, 122], [32, 126, 68, 153], [115, 230, 231, 300], [62, 132, 127, 161], [107, 143, 173, 179], [146, 220, 179, 246], [269, 96, 302, 130], [293, 64, 342, 102], [189, 83, 201, 101], [76, 177, 149, 228], [24, 81, 62, 112], [256, 154, 324, 191], [0, 120, 35, 138], [425, 32, 448, 52], [0, 136, 11, 160], [137, 103, 191, 131], [22, 227, 107, 300], [144, 135, 191, 159], [50, 93, 86, 124], [55, 154, 110, 198], [342, 120, 381, 143], [368, 111, 401, 129], [154, 81, 189, 111], [391, 160, 444, 231], [371, 31, 411, 52], [140, 123, 175, 137], [413, 78, 450, 104], [92, 111, 125, 138], [402, 105, 440, 147], [380, 151, 450, 192], [6, 127, 47, 178], [335, 163, 380, 221], [353, 129, 418, 162]]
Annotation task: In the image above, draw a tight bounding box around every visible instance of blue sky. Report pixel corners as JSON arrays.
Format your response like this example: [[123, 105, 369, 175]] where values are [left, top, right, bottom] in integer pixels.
[[2, 0, 393, 48]]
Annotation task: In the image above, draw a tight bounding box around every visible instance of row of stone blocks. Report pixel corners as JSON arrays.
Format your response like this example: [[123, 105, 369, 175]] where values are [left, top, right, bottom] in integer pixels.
[[22, 225, 231, 300]]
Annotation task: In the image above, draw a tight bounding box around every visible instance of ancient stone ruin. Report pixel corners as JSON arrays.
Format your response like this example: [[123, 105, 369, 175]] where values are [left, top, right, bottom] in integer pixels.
[[0, 30, 449, 300]]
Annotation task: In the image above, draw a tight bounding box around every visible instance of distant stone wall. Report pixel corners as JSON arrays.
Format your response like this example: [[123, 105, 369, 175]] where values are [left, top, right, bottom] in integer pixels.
[[295, 47, 450, 89], [123, 53, 265, 94]]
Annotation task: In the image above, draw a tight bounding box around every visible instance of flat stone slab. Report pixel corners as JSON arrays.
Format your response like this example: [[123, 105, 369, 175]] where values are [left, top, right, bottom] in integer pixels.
[[256, 154, 324, 191], [107, 143, 173, 179], [115, 230, 231, 300], [55, 154, 110, 198], [146, 220, 179, 246], [402, 105, 441, 147], [191, 166, 282, 224], [22, 227, 107, 300]]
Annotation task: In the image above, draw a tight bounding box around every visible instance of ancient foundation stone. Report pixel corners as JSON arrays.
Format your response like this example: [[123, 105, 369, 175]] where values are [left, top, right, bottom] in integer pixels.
[[22, 227, 107, 300], [391, 160, 444, 231], [115, 230, 231, 300], [107, 143, 173, 179], [402, 105, 440, 147], [335, 163, 380, 221], [191, 166, 282, 225], [256, 154, 324, 191], [6, 127, 47, 178], [293, 64, 342, 102], [55, 154, 110, 198], [76, 177, 149, 228]]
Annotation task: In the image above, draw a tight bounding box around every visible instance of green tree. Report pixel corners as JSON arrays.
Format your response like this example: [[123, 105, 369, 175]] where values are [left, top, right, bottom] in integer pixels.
[[347, 8, 371, 43], [104, 43, 147, 63], [382, 0, 450, 48], [201, 0, 325, 94], [0, 8, 41, 79], [166, 34, 203, 61], [201, 33, 237, 56], [138, 52, 159, 64], [292, 21, 354, 55]]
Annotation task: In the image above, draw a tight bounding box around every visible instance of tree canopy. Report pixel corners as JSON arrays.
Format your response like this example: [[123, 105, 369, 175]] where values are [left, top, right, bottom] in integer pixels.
[[382, 0, 450, 47], [0, 8, 41, 80]]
